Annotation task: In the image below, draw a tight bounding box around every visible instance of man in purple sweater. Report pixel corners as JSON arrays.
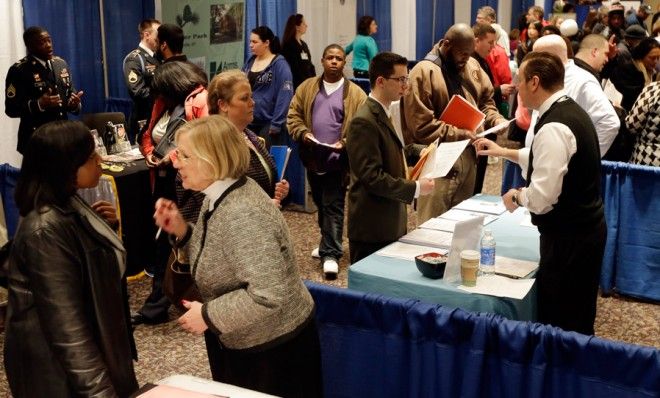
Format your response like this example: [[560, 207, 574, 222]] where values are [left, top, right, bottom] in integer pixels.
[[288, 44, 367, 279]]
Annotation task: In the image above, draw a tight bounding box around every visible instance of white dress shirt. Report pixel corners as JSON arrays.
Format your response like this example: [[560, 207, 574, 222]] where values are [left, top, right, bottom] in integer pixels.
[[525, 60, 620, 157], [204, 178, 238, 211], [518, 91, 577, 215]]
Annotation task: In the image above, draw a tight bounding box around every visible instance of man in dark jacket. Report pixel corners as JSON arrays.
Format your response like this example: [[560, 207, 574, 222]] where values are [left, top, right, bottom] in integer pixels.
[[4, 26, 83, 154], [346, 52, 434, 263]]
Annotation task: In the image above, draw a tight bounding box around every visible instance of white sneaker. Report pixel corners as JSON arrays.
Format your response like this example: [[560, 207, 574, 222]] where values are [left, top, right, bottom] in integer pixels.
[[323, 259, 338, 280], [311, 247, 320, 258]]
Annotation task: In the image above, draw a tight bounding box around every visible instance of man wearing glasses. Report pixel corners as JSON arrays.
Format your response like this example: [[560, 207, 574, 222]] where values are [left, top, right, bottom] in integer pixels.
[[401, 23, 508, 223], [345, 52, 434, 263]]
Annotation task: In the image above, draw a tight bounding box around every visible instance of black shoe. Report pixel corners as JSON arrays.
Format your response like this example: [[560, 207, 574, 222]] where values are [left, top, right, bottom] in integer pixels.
[[131, 311, 168, 326]]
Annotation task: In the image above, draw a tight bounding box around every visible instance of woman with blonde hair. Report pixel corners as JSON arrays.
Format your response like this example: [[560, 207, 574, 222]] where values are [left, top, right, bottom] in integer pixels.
[[208, 69, 289, 206], [154, 115, 322, 397]]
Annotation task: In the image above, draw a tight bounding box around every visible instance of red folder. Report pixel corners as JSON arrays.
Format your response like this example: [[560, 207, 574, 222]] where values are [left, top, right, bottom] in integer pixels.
[[438, 95, 485, 131]]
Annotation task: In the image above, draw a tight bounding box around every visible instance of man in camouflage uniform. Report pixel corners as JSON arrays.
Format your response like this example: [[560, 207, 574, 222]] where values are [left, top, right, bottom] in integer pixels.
[[123, 18, 161, 143], [5, 26, 83, 154]]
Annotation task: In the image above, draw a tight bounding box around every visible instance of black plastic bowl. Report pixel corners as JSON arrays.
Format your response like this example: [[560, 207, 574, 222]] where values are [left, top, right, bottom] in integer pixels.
[[415, 252, 447, 279]]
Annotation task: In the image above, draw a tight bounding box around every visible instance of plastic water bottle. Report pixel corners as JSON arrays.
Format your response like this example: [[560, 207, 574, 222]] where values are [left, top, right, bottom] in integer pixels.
[[480, 230, 496, 274]]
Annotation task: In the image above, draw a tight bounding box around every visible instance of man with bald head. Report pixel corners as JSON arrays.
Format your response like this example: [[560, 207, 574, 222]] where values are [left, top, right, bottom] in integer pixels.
[[574, 34, 612, 82], [524, 34, 619, 157], [401, 23, 507, 222]]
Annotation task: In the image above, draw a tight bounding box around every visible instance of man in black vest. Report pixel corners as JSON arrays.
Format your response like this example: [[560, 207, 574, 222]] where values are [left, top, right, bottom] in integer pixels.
[[5, 26, 83, 154], [474, 52, 606, 335]]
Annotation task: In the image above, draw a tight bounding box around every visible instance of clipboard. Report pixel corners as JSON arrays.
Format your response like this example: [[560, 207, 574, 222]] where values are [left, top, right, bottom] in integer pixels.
[[269, 145, 292, 181]]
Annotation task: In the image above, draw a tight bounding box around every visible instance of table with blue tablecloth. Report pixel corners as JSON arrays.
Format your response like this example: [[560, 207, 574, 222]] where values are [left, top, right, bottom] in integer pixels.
[[348, 195, 540, 321]]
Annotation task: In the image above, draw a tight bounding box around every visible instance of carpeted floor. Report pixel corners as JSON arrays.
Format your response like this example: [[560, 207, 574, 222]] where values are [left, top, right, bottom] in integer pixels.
[[0, 155, 658, 394]]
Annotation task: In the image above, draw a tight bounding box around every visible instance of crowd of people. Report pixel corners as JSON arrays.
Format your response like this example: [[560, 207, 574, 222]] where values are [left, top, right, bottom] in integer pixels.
[[2, 3, 659, 396]]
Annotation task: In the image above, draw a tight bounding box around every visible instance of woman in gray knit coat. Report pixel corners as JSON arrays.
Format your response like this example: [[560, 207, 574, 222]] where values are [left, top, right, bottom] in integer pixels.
[[154, 115, 322, 397]]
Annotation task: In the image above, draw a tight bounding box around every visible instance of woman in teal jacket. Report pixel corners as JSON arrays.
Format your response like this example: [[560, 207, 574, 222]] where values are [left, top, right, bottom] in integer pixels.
[[345, 15, 379, 78]]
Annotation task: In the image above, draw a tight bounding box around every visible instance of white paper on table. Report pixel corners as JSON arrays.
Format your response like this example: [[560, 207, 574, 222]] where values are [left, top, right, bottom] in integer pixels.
[[457, 274, 535, 299], [476, 119, 513, 138], [444, 216, 484, 283], [439, 209, 498, 225], [399, 229, 453, 248], [377, 241, 448, 261], [454, 198, 507, 215], [420, 139, 470, 179], [493, 256, 538, 279], [419, 217, 458, 232]]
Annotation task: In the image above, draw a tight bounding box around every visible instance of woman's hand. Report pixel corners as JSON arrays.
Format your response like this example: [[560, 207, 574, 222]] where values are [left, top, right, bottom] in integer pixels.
[[91, 200, 119, 228], [153, 198, 187, 239], [145, 153, 160, 168], [178, 300, 208, 335], [274, 179, 289, 202]]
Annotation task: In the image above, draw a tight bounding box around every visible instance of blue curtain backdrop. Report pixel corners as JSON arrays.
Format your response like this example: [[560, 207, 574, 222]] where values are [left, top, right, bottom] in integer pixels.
[[544, 0, 554, 19], [471, 0, 499, 25], [243, 0, 296, 63], [22, 0, 155, 116], [510, 0, 536, 31], [416, 0, 455, 60], [22, 0, 104, 115], [356, 0, 392, 52]]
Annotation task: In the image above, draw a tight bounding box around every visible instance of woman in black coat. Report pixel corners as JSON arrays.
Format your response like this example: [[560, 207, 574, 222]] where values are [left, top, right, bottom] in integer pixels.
[[281, 13, 316, 89], [4, 121, 139, 397]]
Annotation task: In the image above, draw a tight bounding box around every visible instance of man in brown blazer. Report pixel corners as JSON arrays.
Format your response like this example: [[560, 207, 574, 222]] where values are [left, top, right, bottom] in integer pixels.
[[346, 52, 434, 264]]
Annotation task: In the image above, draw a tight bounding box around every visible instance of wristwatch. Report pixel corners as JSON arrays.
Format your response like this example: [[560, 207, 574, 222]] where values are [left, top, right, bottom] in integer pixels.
[[512, 191, 520, 206]]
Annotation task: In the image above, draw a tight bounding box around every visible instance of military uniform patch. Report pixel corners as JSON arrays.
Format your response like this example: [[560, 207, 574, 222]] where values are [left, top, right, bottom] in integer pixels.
[[6, 84, 16, 98], [128, 70, 138, 83]]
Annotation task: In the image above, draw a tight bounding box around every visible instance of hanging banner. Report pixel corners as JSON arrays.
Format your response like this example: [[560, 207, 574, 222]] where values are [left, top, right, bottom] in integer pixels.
[[162, 0, 245, 77]]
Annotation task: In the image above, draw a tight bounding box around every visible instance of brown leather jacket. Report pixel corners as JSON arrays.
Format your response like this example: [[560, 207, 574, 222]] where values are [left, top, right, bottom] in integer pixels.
[[4, 199, 138, 397]]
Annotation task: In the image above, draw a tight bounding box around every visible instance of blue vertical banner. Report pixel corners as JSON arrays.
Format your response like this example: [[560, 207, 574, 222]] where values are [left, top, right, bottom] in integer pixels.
[[471, 0, 499, 25], [357, 0, 391, 52], [162, 0, 246, 77], [22, 0, 105, 114], [416, 0, 454, 60], [258, 0, 296, 40], [510, 0, 536, 31]]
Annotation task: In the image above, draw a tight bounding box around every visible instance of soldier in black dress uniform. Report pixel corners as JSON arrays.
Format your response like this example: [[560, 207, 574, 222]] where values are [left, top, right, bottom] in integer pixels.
[[123, 18, 161, 143], [5, 26, 83, 154]]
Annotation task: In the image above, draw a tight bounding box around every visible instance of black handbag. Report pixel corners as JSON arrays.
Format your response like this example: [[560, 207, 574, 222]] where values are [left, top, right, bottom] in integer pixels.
[[162, 250, 202, 312], [153, 105, 186, 159]]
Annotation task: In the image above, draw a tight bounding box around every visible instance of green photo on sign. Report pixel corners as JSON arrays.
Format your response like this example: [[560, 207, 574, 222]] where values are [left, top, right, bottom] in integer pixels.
[[162, 0, 245, 77]]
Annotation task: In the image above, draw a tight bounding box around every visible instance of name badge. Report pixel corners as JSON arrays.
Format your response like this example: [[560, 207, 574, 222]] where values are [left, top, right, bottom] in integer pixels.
[[301, 52, 309, 60]]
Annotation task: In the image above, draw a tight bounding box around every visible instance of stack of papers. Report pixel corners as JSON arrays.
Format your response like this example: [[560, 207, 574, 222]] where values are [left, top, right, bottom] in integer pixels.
[[454, 198, 507, 215], [494, 256, 538, 279], [438, 209, 498, 225], [419, 217, 459, 232], [457, 274, 535, 299], [399, 229, 453, 248], [377, 242, 448, 261]]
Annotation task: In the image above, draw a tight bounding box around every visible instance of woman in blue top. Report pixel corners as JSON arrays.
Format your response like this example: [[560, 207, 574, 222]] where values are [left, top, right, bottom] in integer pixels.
[[241, 26, 294, 147], [345, 15, 379, 78]]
